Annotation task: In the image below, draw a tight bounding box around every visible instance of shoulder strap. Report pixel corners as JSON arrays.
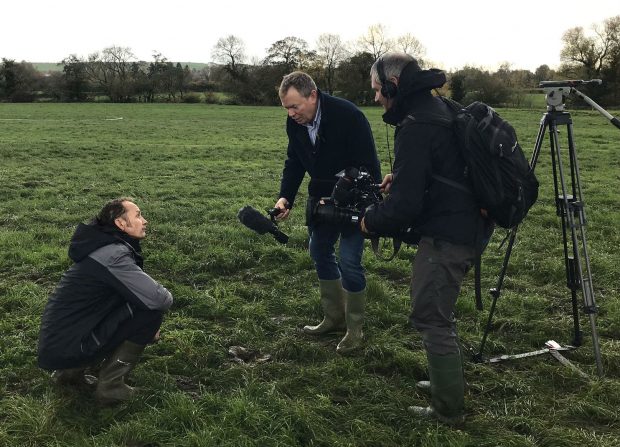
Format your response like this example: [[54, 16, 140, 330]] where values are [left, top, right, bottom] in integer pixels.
[[399, 112, 453, 129], [474, 250, 483, 311], [370, 237, 402, 261], [437, 96, 465, 113], [432, 174, 473, 195]]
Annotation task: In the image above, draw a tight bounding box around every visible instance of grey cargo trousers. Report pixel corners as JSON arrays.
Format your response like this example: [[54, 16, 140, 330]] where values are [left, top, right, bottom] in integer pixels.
[[409, 236, 476, 355]]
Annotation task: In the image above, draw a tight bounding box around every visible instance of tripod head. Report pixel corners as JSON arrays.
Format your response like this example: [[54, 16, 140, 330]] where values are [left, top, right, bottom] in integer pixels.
[[539, 79, 601, 112], [539, 79, 620, 129]]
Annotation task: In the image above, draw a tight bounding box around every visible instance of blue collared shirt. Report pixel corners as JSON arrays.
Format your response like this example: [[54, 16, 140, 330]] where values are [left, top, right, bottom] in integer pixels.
[[305, 99, 321, 145]]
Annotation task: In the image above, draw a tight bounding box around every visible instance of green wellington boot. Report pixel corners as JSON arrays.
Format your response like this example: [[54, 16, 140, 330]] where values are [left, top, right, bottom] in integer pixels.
[[415, 380, 431, 394], [52, 367, 97, 387], [408, 351, 466, 426], [303, 279, 346, 335], [95, 341, 146, 405], [336, 288, 366, 354]]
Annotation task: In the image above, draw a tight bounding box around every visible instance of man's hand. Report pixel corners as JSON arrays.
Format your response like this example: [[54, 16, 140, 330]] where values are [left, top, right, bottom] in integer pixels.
[[274, 197, 291, 220], [379, 173, 394, 194]]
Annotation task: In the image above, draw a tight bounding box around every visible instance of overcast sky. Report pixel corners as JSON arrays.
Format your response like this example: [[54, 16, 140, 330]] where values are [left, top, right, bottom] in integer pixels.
[[3, 0, 618, 71]]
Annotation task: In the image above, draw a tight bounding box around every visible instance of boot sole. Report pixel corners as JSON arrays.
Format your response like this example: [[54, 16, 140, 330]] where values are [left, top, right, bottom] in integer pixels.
[[336, 343, 363, 355], [408, 405, 465, 426], [95, 391, 135, 406], [302, 326, 346, 335]]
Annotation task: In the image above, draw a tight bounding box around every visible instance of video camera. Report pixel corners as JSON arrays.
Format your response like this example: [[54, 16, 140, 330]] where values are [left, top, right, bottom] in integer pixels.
[[310, 167, 382, 226]]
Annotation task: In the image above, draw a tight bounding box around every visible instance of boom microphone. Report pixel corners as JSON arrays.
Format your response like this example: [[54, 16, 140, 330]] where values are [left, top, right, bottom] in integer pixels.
[[237, 205, 289, 244]]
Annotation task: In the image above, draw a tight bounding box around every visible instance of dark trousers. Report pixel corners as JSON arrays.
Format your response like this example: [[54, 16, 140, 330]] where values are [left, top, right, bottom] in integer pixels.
[[98, 308, 163, 356], [409, 236, 475, 355]]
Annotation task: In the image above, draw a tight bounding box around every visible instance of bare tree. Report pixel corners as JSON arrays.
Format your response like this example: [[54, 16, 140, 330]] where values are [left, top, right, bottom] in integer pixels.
[[86, 46, 137, 102], [356, 24, 393, 60], [211, 35, 246, 78], [560, 16, 620, 77], [395, 33, 426, 61], [316, 33, 346, 93]]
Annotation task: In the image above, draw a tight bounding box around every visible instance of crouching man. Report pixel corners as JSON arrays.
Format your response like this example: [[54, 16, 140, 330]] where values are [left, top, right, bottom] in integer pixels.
[[37, 198, 173, 404]]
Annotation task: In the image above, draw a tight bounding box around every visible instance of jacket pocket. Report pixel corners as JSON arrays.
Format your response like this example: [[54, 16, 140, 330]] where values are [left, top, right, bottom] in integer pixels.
[[80, 303, 132, 356]]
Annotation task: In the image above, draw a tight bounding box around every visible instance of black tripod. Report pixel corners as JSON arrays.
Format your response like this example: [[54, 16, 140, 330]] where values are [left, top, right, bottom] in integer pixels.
[[475, 80, 620, 377]]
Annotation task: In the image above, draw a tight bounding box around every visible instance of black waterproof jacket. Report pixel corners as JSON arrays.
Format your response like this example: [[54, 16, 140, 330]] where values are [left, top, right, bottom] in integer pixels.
[[37, 223, 173, 370], [364, 68, 479, 245], [278, 90, 381, 206]]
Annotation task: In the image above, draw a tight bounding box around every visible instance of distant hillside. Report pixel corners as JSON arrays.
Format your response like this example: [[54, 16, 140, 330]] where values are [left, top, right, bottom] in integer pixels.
[[33, 63, 63, 72], [31, 62, 209, 72], [179, 62, 209, 71]]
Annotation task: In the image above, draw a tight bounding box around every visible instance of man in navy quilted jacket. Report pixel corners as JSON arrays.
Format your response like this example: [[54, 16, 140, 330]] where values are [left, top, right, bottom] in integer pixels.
[[273, 71, 381, 354]]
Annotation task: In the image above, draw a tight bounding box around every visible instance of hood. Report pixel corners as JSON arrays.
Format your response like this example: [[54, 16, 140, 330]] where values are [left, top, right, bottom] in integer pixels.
[[68, 222, 141, 263], [397, 64, 446, 97], [383, 64, 447, 125]]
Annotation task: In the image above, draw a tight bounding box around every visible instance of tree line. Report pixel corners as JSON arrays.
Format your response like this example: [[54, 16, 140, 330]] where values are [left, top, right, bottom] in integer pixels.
[[1, 19, 618, 107]]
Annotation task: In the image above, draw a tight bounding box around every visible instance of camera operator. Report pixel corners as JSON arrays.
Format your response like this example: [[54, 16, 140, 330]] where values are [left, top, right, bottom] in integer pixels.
[[273, 71, 381, 354], [37, 198, 173, 404], [361, 53, 482, 425]]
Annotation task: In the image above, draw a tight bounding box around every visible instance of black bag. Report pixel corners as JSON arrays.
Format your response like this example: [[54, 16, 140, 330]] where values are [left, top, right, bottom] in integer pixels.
[[438, 98, 539, 229]]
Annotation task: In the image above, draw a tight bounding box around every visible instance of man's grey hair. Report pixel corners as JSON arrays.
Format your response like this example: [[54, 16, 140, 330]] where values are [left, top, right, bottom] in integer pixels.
[[279, 71, 317, 98], [370, 52, 418, 84]]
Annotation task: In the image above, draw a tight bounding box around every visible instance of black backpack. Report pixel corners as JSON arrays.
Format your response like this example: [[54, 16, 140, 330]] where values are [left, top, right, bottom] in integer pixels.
[[436, 97, 539, 229]]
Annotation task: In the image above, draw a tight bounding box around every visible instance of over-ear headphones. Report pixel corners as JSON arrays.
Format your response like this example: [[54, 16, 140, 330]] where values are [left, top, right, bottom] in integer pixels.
[[377, 56, 398, 99]]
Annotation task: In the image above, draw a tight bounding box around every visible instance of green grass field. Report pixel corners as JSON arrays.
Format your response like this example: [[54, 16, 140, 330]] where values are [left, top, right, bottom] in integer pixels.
[[1, 102, 619, 446]]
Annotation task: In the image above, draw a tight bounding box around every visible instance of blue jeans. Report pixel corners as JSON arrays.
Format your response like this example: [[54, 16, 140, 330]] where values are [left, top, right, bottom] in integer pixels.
[[308, 223, 366, 293]]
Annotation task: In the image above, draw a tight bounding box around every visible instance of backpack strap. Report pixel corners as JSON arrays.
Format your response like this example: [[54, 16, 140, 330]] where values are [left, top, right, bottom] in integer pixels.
[[473, 232, 484, 311], [370, 237, 403, 261], [437, 96, 465, 113], [399, 112, 453, 129], [432, 174, 473, 195]]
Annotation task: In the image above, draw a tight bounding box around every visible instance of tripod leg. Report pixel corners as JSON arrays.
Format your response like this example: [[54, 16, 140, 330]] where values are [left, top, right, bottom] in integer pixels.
[[550, 117, 603, 376], [475, 229, 518, 362], [567, 256, 583, 346], [548, 119, 583, 344], [565, 122, 604, 376]]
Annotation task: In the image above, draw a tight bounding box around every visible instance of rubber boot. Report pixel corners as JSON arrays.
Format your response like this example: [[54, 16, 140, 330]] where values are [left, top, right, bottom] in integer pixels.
[[52, 367, 97, 387], [416, 380, 431, 395], [417, 376, 469, 395], [336, 288, 366, 354], [95, 341, 146, 405], [303, 279, 345, 335], [408, 351, 465, 426]]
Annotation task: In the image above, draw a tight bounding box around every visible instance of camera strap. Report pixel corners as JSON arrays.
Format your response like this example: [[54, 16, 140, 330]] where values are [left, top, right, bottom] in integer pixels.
[[369, 237, 402, 261]]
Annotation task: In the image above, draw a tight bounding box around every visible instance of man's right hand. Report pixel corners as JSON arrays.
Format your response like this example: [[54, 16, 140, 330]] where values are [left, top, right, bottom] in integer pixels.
[[379, 173, 394, 194], [274, 197, 291, 220]]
